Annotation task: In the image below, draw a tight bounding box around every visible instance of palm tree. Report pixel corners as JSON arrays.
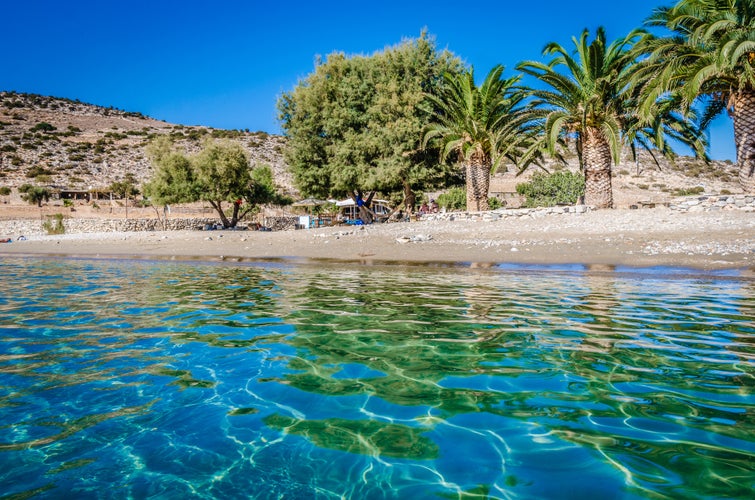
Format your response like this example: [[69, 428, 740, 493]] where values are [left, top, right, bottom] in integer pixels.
[[640, 0, 755, 193], [622, 92, 708, 174], [517, 28, 643, 208], [422, 65, 529, 211]]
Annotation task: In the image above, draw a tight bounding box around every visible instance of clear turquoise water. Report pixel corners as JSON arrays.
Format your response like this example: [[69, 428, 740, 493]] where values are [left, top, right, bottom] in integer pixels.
[[0, 257, 753, 499]]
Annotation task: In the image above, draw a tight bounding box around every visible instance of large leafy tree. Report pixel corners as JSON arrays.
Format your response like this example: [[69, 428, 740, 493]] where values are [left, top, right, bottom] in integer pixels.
[[278, 33, 464, 212], [144, 137, 288, 228], [422, 65, 530, 211], [639, 0, 755, 193]]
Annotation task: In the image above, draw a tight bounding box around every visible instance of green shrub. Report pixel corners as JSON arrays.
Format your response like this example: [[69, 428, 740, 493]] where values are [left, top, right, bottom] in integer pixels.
[[42, 213, 65, 235], [437, 187, 466, 210], [674, 186, 705, 196], [433, 189, 503, 211], [0, 186, 11, 196], [31, 122, 56, 132], [19, 184, 51, 206], [516, 171, 585, 208], [63, 198, 74, 208], [26, 165, 54, 178]]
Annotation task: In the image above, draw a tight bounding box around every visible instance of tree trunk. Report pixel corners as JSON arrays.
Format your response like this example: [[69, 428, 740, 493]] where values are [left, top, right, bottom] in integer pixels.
[[403, 180, 416, 214], [209, 200, 232, 228], [732, 90, 755, 194], [583, 127, 613, 209], [465, 155, 490, 212]]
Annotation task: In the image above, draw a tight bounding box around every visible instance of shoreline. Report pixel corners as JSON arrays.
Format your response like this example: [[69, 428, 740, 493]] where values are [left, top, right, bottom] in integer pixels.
[[1, 208, 753, 272]]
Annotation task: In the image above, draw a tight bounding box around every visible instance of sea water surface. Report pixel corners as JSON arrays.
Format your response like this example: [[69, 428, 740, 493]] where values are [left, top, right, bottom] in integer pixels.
[[0, 257, 753, 499]]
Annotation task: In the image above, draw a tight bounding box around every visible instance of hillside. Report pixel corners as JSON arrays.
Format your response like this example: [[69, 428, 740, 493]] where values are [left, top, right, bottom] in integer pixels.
[[0, 91, 294, 198], [0, 91, 743, 210]]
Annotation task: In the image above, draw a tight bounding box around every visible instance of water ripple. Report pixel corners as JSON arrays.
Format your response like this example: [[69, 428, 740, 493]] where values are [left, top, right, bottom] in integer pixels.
[[0, 258, 753, 498]]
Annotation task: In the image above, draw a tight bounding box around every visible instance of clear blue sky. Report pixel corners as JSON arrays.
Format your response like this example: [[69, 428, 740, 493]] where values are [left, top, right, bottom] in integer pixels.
[[1, 0, 735, 161]]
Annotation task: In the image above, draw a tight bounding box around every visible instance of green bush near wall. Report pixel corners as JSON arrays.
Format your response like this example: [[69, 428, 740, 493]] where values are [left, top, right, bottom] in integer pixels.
[[516, 171, 585, 208]]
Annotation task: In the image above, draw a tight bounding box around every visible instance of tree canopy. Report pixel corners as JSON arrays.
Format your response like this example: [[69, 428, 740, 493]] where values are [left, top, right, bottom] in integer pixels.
[[143, 137, 289, 228], [18, 184, 51, 207], [277, 33, 464, 205], [638, 0, 755, 192], [108, 173, 140, 199]]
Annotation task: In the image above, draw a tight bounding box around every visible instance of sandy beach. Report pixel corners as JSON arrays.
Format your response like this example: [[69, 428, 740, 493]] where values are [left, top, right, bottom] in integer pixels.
[[1, 207, 753, 271]]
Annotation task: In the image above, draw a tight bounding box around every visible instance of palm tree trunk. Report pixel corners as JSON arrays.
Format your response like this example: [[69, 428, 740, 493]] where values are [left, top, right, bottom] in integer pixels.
[[583, 127, 613, 209], [465, 155, 490, 212], [732, 90, 755, 194]]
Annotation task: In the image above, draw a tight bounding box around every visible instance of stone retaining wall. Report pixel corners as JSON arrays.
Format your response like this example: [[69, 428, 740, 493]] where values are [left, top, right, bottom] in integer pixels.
[[668, 194, 755, 212], [419, 204, 591, 222], [417, 194, 754, 222], [1, 195, 752, 237], [0, 217, 217, 237]]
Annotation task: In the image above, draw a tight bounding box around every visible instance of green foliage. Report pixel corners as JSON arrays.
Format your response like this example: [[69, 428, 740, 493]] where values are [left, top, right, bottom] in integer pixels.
[[26, 165, 55, 178], [144, 137, 289, 228], [31, 122, 56, 132], [517, 27, 704, 206], [108, 173, 140, 199], [63, 198, 74, 208], [42, 213, 65, 235], [674, 186, 704, 196], [278, 33, 464, 199], [0, 186, 11, 196], [516, 171, 585, 207], [34, 174, 53, 184], [423, 65, 530, 211], [18, 184, 52, 207], [143, 137, 197, 205], [436, 187, 504, 211], [642, 0, 755, 114], [437, 187, 466, 210]]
